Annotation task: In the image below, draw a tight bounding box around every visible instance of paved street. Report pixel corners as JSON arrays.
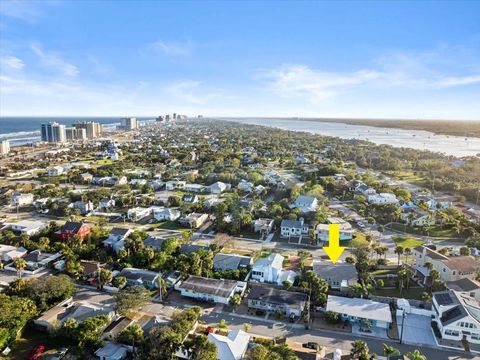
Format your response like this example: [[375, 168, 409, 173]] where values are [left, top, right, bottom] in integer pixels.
[[200, 311, 477, 360]]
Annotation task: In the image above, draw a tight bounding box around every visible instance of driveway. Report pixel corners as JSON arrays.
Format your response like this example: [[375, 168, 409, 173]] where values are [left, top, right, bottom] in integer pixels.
[[397, 313, 437, 347]]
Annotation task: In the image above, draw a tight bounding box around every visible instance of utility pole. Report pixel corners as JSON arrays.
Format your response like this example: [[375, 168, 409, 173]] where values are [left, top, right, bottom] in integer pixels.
[[305, 285, 311, 330], [399, 308, 407, 344]]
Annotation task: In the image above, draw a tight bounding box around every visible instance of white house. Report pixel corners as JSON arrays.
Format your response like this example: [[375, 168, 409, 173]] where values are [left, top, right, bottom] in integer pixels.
[[253, 218, 274, 235], [165, 180, 186, 191], [47, 166, 64, 176], [208, 181, 230, 194], [71, 201, 94, 215], [291, 195, 319, 212], [367, 193, 398, 205], [6, 220, 48, 236], [207, 330, 250, 360], [184, 184, 205, 193], [251, 254, 296, 286], [127, 207, 151, 221], [400, 209, 435, 227], [315, 217, 353, 243], [102, 228, 133, 253], [176, 276, 245, 304], [99, 198, 116, 210], [11, 193, 34, 207], [326, 295, 392, 329], [237, 180, 254, 193], [152, 207, 181, 221], [280, 218, 309, 238], [432, 290, 480, 344]]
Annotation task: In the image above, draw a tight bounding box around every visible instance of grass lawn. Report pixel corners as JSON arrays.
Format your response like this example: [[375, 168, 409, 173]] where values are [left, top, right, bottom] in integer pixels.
[[371, 269, 398, 276], [389, 223, 460, 240], [392, 236, 423, 249], [373, 287, 426, 300], [157, 221, 189, 230]]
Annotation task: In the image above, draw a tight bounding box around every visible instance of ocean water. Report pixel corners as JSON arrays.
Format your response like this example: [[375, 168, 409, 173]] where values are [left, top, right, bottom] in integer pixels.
[[0, 117, 154, 146], [221, 118, 480, 158]]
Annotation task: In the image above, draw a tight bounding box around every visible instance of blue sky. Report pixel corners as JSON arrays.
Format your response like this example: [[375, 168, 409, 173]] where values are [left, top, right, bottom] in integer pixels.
[[0, 1, 479, 118]]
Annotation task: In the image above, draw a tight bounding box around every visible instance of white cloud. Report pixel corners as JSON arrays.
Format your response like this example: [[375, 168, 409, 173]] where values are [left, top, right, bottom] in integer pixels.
[[30, 42, 79, 76], [0, 55, 24, 70], [165, 80, 226, 105], [0, 0, 60, 23], [259, 49, 480, 103], [149, 40, 192, 56]]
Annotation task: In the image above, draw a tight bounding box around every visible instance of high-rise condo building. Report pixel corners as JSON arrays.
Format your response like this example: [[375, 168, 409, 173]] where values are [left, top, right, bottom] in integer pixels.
[[0, 140, 10, 156], [74, 121, 103, 139], [41, 122, 66, 143], [66, 128, 87, 141], [120, 117, 138, 130]]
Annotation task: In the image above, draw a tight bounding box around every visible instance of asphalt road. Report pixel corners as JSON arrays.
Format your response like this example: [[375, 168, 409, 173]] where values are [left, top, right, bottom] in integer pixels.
[[201, 311, 478, 360]]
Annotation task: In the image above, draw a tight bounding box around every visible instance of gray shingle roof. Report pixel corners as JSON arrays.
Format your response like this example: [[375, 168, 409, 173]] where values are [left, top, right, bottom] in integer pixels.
[[178, 276, 237, 298]]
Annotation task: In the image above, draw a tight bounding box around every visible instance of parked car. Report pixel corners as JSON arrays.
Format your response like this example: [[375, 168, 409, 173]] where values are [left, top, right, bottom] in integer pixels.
[[26, 345, 45, 360], [48, 347, 69, 360], [302, 342, 321, 350]]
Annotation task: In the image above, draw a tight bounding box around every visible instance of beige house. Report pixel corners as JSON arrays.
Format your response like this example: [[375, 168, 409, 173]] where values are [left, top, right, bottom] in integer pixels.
[[413, 246, 480, 283]]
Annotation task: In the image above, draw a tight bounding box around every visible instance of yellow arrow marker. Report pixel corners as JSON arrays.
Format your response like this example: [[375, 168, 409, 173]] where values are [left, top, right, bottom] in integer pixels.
[[323, 223, 345, 264]]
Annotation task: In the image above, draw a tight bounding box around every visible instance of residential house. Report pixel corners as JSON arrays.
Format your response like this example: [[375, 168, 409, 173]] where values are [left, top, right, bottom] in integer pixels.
[[208, 181, 230, 194], [103, 228, 133, 253], [184, 184, 205, 193], [182, 194, 199, 204], [5, 220, 47, 236], [99, 198, 116, 211], [446, 278, 480, 302], [400, 209, 435, 227], [0, 245, 27, 263], [432, 290, 480, 344], [79, 172, 93, 183], [152, 207, 181, 221], [291, 195, 319, 213], [213, 253, 253, 271], [237, 180, 254, 193], [367, 193, 398, 205], [280, 218, 309, 238], [247, 283, 307, 317], [165, 180, 186, 191], [253, 218, 274, 235], [143, 236, 165, 251], [176, 275, 246, 304], [315, 217, 353, 243], [71, 201, 94, 215], [55, 221, 91, 241], [119, 268, 159, 289], [179, 244, 210, 255], [207, 330, 250, 360], [179, 213, 209, 228], [326, 295, 392, 329], [34, 301, 115, 331], [127, 207, 151, 222], [3, 250, 63, 275], [11, 192, 34, 207], [251, 253, 296, 286], [313, 262, 358, 291], [47, 166, 64, 176], [413, 246, 480, 282], [95, 342, 129, 360]]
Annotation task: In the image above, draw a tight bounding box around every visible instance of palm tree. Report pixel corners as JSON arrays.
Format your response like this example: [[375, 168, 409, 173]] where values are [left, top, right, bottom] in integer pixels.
[[14, 258, 26, 278], [383, 343, 401, 359], [395, 246, 404, 266], [403, 247, 412, 264], [98, 268, 113, 290], [350, 340, 369, 359], [157, 276, 167, 302], [405, 349, 427, 360]]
